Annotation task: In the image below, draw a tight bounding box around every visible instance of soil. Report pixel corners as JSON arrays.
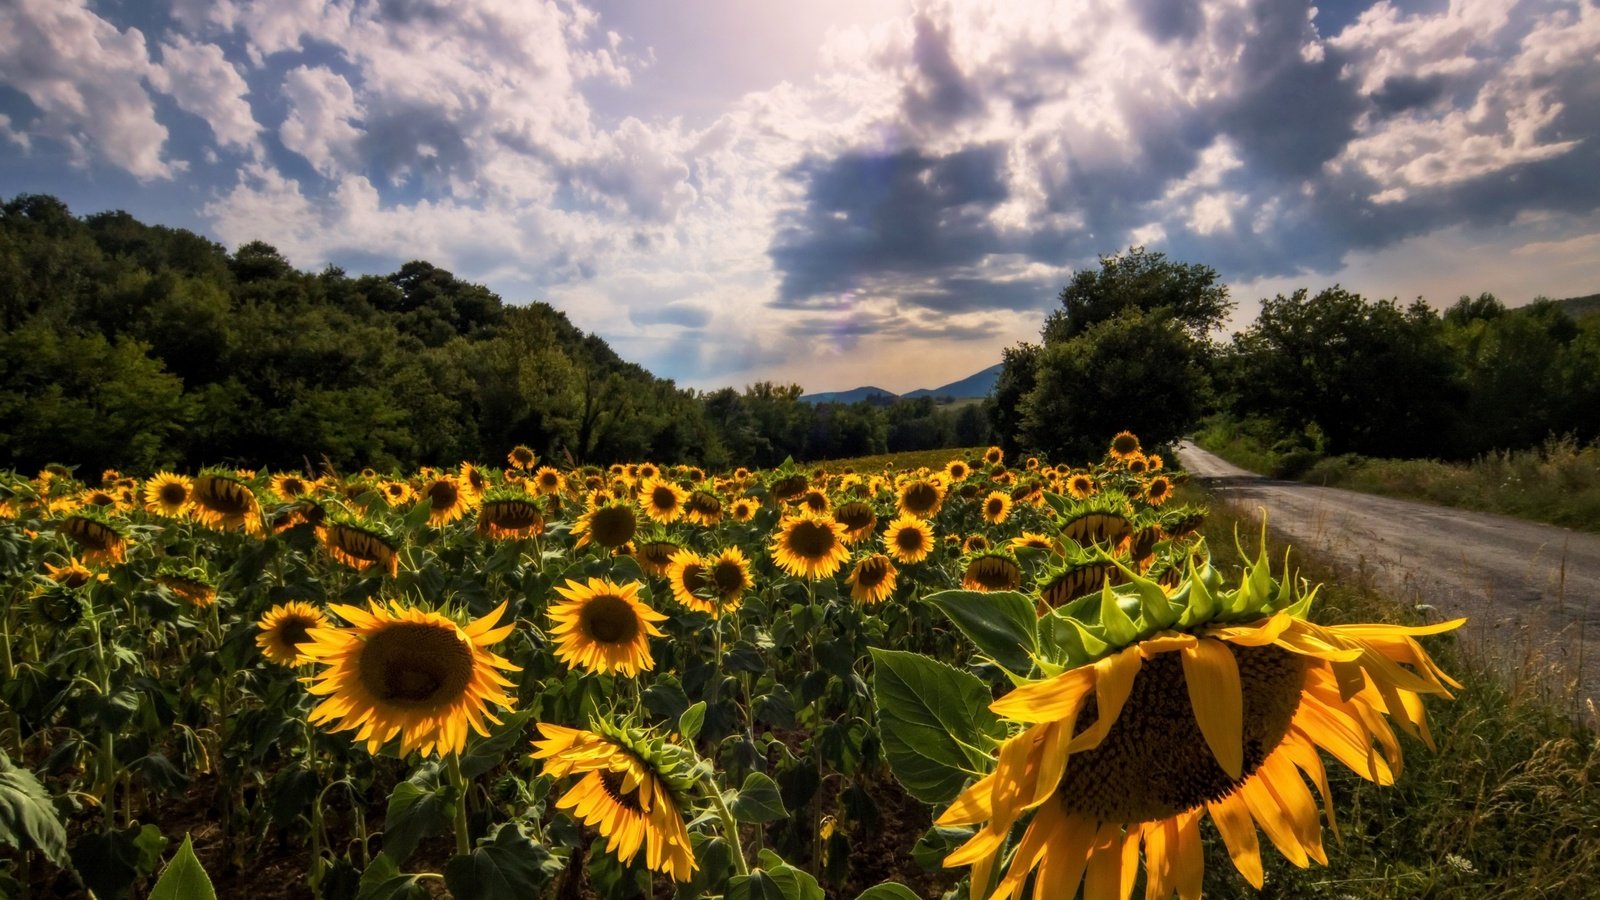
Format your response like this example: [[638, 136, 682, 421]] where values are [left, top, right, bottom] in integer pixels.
[[1177, 441, 1600, 705]]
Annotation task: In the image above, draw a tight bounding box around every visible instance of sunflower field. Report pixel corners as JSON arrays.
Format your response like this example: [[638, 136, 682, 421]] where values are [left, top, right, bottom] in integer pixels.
[[0, 434, 1462, 900]]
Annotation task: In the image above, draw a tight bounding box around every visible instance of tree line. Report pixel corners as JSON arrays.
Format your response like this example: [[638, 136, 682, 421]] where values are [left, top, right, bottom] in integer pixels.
[[989, 246, 1600, 466], [0, 195, 988, 475]]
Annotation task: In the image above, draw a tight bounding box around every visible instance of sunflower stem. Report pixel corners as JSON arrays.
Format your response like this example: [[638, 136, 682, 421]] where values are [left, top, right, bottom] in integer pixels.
[[700, 779, 750, 876], [446, 752, 472, 857]]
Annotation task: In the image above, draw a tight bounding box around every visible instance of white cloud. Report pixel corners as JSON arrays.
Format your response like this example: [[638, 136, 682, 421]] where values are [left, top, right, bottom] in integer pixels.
[[0, 0, 175, 179], [151, 34, 261, 151], [278, 66, 364, 178]]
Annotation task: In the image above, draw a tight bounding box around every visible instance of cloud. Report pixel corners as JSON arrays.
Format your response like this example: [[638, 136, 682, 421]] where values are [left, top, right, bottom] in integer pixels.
[[152, 34, 261, 151], [279, 65, 364, 178], [0, 0, 175, 179]]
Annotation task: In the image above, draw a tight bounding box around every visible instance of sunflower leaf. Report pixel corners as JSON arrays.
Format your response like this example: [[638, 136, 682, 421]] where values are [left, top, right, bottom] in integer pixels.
[[443, 823, 562, 900], [854, 884, 922, 900], [356, 853, 431, 900], [382, 763, 449, 865], [678, 701, 707, 742], [1097, 581, 1139, 645], [925, 590, 1038, 675], [730, 771, 788, 823], [870, 649, 1003, 804], [0, 751, 69, 866], [148, 834, 216, 900], [461, 709, 536, 779]]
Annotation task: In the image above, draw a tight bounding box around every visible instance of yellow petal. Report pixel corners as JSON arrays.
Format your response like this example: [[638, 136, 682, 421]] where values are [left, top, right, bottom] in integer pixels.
[[1069, 647, 1142, 752], [1207, 792, 1263, 889], [1181, 637, 1244, 780]]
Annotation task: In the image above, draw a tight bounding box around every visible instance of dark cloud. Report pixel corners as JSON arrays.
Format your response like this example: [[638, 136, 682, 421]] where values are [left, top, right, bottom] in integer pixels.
[[769, 144, 1013, 308], [785, 309, 1006, 344], [1371, 73, 1447, 116], [1131, 0, 1206, 43], [358, 105, 476, 188], [901, 14, 984, 126]]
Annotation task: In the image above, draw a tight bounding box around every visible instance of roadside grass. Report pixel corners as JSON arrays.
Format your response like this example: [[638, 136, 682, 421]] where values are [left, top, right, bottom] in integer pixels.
[[1194, 419, 1600, 534], [1185, 483, 1600, 898]]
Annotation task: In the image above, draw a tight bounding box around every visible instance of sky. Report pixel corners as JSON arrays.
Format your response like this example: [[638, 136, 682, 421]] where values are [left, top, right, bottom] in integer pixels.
[[2, 0, 1598, 394]]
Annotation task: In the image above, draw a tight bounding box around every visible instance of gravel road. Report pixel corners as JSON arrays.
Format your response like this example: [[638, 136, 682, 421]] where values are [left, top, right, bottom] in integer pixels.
[[1176, 441, 1600, 707]]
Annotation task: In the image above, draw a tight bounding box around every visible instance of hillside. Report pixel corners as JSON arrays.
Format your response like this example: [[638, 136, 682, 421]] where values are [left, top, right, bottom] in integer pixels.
[[801, 363, 1002, 404], [1554, 291, 1600, 321]]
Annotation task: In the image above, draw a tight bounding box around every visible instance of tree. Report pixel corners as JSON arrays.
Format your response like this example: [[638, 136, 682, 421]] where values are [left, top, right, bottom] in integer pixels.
[[1042, 245, 1232, 343]]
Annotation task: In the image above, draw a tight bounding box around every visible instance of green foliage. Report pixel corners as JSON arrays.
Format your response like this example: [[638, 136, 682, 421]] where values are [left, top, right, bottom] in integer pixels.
[[147, 835, 217, 900], [869, 649, 1003, 804], [1042, 245, 1232, 343], [0, 751, 68, 866]]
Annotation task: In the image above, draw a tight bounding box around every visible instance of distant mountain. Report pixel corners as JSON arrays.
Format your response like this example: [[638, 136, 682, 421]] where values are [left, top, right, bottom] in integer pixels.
[[799, 386, 899, 405], [1553, 292, 1600, 321], [903, 363, 1005, 400], [800, 363, 1003, 404]]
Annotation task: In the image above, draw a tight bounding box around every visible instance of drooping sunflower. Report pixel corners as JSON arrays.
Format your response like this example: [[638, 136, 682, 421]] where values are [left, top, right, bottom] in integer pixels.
[[898, 477, 945, 519], [833, 500, 878, 544], [1144, 474, 1175, 507], [769, 473, 809, 503], [770, 511, 851, 580], [154, 568, 218, 608], [936, 545, 1464, 899], [59, 513, 126, 564], [303, 600, 519, 757], [982, 491, 1013, 525], [255, 601, 331, 666], [477, 490, 545, 540], [573, 500, 639, 550], [1065, 471, 1097, 500], [507, 445, 538, 470], [1108, 430, 1142, 460], [270, 473, 315, 502], [728, 496, 760, 523], [420, 474, 472, 525], [144, 472, 194, 517], [531, 722, 697, 882], [43, 557, 106, 589], [683, 489, 724, 526], [638, 477, 687, 525], [548, 578, 666, 677], [962, 550, 1023, 592], [318, 519, 401, 577], [634, 539, 682, 577], [191, 472, 263, 535], [846, 553, 898, 605], [883, 514, 936, 565]]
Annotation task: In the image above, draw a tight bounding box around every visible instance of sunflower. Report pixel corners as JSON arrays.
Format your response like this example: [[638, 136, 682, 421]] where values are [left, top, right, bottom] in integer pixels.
[[1108, 430, 1142, 460], [728, 497, 760, 523], [303, 600, 519, 757], [1147, 453, 1164, 471], [833, 500, 877, 544], [634, 539, 682, 578], [420, 474, 472, 525], [548, 578, 666, 677], [574, 500, 639, 550], [847, 553, 898, 605], [256, 601, 331, 666], [191, 472, 263, 535], [154, 569, 218, 608], [797, 488, 831, 515], [683, 489, 725, 526], [270, 473, 314, 502], [1011, 532, 1061, 555], [1065, 472, 1097, 500], [963, 534, 992, 554], [769, 473, 808, 502], [531, 722, 696, 882], [144, 472, 193, 517], [770, 512, 851, 580], [665, 550, 713, 614], [984, 446, 1005, 466], [43, 558, 106, 589], [982, 491, 1013, 525], [460, 461, 490, 498], [477, 491, 545, 540], [374, 480, 412, 508], [898, 478, 945, 519], [638, 477, 687, 525], [936, 546, 1463, 899], [705, 547, 752, 612], [318, 519, 400, 576], [531, 466, 566, 497], [507, 445, 538, 470], [59, 513, 126, 564], [962, 551, 1023, 592], [635, 462, 660, 482], [883, 514, 936, 565], [1124, 453, 1150, 476], [946, 460, 972, 483], [1144, 475, 1174, 507], [78, 487, 121, 512]]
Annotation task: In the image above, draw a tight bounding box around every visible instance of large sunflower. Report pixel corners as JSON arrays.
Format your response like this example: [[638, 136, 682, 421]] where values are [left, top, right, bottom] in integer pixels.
[[59, 513, 126, 564], [898, 477, 946, 519], [548, 578, 666, 677], [144, 472, 193, 517], [935, 547, 1463, 899], [191, 472, 263, 535], [573, 500, 639, 550], [770, 511, 851, 580], [846, 553, 898, 605], [881, 514, 935, 565], [303, 600, 519, 757], [256, 601, 331, 666], [531, 722, 696, 882]]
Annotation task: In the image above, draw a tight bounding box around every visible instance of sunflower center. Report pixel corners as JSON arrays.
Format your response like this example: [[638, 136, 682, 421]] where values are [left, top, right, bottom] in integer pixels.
[[651, 485, 678, 509], [855, 558, 891, 588], [590, 506, 637, 547], [280, 617, 315, 649], [1056, 645, 1307, 824], [895, 527, 926, 553], [582, 594, 641, 645], [788, 520, 837, 560], [966, 557, 1020, 591], [678, 563, 708, 595], [159, 483, 188, 505], [599, 768, 646, 814], [711, 561, 746, 594], [986, 499, 1005, 518], [428, 481, 459, 509], [359, 623, 474, 708], [902, 483, 940, 515]]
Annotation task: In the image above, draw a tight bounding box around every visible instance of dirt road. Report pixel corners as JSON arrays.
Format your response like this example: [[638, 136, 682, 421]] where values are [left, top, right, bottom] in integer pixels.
[[1176, 441, 1600, 706]]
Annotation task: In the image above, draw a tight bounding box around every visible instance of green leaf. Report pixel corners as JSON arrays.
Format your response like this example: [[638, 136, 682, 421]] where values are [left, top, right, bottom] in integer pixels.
[[678, 701, 707, 742], [925, 589, 1038, 674], [728, 851, 825, 900], [869, 649, 1002, 804], [148, 834, 216, 900], [854, 884, 922, 900], [356, 853, 430, 900], [382, 764, 450, 864], [1098, 582, 1139, 645], [460, 709, 535, 779], [0, 751, 68, 866], [70, 823, 166, 900], [443, 823, 562, 900], [911, 825, 974, 872], [729, 772, 787, 824]]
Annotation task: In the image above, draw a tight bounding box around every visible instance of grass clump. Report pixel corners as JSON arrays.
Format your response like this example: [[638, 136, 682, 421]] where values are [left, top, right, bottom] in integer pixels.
[[1187, 485, 1600, 897]]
